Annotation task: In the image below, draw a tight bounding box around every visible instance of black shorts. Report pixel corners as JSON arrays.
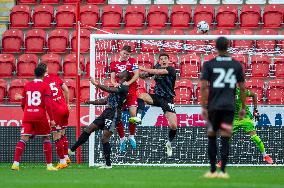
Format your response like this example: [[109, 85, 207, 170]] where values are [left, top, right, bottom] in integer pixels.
[[92, 108, 119, 132], [208, 110, 234, 132], [150, 94, 176, 113]]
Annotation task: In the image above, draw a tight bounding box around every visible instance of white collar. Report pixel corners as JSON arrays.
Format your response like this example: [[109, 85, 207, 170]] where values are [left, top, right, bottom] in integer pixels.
[[34, 79, 43, 82]]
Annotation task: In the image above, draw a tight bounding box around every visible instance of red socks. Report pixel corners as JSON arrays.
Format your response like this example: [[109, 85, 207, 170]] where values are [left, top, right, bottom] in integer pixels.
[[61, 135, 69, 156], [43, 141, 52, 164], [13, 140, 26, 162], [129, 122, 136, 136], [116, 121, 125, 139], [55, 139, 65, 160]]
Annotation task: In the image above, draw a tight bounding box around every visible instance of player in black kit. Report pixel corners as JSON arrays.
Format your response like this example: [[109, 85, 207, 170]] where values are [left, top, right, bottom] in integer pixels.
[[129, 53, 177, 157], [200, 37, 246, 179], [69, 70, 131, 169]]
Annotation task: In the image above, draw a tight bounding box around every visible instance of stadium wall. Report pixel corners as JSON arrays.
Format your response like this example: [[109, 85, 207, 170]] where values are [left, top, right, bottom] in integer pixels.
[[0, 106, 283, 164]]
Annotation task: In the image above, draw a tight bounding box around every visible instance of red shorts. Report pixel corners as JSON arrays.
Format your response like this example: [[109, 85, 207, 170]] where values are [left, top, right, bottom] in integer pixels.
[[21, 119, 51, 136], [126, 92, 138, 108], [52, 103, 69, 132]]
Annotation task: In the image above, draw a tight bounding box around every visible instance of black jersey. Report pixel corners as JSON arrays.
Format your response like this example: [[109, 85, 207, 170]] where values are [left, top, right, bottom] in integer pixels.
[[153, 64, 176, 99], [107, 85, 129, 109], [200, 55, 244, 111]]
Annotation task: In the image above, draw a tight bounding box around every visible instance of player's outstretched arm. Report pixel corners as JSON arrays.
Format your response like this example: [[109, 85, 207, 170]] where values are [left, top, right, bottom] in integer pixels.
[[139, 67, 168, 75], [90, 77, 119, 93], [124, 69, 139, 86], [247, 90, 260, 121], [85, 98, 107, 105]]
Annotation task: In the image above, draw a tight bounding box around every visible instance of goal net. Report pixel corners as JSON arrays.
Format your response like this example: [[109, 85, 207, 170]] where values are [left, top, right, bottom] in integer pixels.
[[87, 31, 284, 167]]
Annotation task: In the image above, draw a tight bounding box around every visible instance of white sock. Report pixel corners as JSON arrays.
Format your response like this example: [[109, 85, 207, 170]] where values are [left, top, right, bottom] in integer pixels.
[[120, 137, 126, 143], [137, 114, 142, 119], [13, 161, 19, 166], [167, 141, 171, 145], [60, 159, 67, 164], [64, 155, 69, 159], [129, 135, 135, 139], [262, 152, 267, 157], [47, 163, 53, 167]]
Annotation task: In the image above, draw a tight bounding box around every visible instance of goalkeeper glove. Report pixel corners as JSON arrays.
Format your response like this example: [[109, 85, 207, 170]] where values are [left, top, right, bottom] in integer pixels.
[[253, 108, 260, 122]]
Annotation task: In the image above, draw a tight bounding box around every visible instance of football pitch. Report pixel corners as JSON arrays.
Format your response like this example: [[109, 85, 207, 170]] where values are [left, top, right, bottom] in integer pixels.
[[0, 164, 283, 188]]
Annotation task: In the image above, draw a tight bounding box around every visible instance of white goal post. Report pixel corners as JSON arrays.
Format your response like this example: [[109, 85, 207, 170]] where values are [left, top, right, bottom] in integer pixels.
[[88, 34, 284, 167]]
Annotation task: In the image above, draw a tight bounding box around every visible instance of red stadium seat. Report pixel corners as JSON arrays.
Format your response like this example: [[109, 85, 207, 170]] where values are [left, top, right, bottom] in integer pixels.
[[147, 5, 168, 29], [80, 4, 100, 28], [25, 29, 46, 53], [10, 5, 31, 28], [117, 29, 138, 52], [99, 78, 112, 98], [209, 29, 231, 46], [125, 5, 145, 29], [33, 5, 54, 28], [95, 29, 115, 52], [101, 5, 123, 29], [17, 54, 38, 78], [250, 55, 270, 78], [2, 29, 24, 53], [267, 79, 284, 104], [256, 29, 278, 51], [141, 28, 161, 53], [231, 54, 248, 73], [278, 30, 284, 50], [240, 5, 261, 28], [80, 79, 90, 102], [64, 79, 76, 102], [194, 5, 215, 28], [163, 29, 184, 53], [137, 78, 147, 95], [71, 29, 91, 53], [56, 5, 75, 28], [186, 28, 207, 53], [263, 5, 284, 29], [41, 0, 60, 4], [9, 79, 29, 103], [41, 53, 62, 75], [86, 54, 108, 78], [174, 79, 193, 104], [0, 79, 7, 103], [203, 54, 218, 66], [63, 54, 85, 78], [245, 78, 265, 104], [170, 4, 191, 29], [18, 0, 37, 4], [216, 5, 238, 29], [62, 0, 81, 4], [233, 29, 254, 49], [48, 29, 69, 53], [137, 54, 155, 69], [0, 54, 15, 78], [86, 0, 106, 3], [110, 53, 121, 62], [195, 81, 208, 104], [274, 56, 284, 78], [180, 54, 201, 78]]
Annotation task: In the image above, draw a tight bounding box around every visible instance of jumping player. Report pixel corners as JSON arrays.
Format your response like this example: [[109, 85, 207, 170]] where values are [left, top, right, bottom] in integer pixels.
[[201, 37, 246, 179], [69, 70, 131, 168], [11, 66, 57, 171], [130, 53, 177, 157], [110, 45, 139, 152]]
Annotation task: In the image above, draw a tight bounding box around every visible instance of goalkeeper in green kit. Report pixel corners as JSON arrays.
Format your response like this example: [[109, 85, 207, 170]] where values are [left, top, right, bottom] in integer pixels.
[[218, 88, 273, 167]]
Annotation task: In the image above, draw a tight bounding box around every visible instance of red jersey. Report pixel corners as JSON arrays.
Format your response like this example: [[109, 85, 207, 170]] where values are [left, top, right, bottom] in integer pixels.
[[110, 57, 138, 94], [22, 79, 52, 121], [43, 74, 66, 105]]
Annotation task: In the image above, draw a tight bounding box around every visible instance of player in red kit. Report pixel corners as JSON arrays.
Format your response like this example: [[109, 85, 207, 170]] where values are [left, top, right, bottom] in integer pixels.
[[110, 45, 139, 152], [38, 63, 71, 169], [11, 66, 57, 171]]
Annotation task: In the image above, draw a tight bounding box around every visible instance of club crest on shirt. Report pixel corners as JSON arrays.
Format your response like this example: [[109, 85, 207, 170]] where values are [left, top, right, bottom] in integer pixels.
[[116, 64, 127, 72]]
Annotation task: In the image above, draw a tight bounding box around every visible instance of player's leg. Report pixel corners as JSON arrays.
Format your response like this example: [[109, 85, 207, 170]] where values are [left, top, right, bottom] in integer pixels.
[[53, 130, 67, 169], [61, 128, 71, 164], [218, 111, 234, 178], [242, 119, 273, 164], [128, 100, 138, 149], [99, 130, 113, 169], [11, 133, 30, 171], [42, 135, 57, 171], [116, 120, 127, 153], [69, 122, 100, 154]]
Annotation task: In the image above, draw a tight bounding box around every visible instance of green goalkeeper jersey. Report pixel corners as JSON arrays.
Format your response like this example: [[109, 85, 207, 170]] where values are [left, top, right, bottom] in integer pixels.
[[234, 88, 253, 120]]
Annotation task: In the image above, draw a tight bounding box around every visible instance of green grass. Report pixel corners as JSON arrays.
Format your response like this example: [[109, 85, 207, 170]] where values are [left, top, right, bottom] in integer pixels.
[[0, 164, 283, 188]]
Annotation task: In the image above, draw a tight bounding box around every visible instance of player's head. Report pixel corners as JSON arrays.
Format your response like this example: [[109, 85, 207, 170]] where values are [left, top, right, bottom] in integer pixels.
[[120, 45, 131, 61], [118, 70, 131, 82], [37, 63, 48, 75], [34, 66, 46, 79], [216, 37, 229, 53], [158, 53, 171, 68]]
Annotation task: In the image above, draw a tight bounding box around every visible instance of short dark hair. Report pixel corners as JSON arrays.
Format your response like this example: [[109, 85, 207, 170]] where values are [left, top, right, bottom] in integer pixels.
[[37, 63, 47, 73], [122, 45, 132, 53], [216, 37, 229, 51], [34, 66, 46, 78], [159, 53, 169, 59]]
